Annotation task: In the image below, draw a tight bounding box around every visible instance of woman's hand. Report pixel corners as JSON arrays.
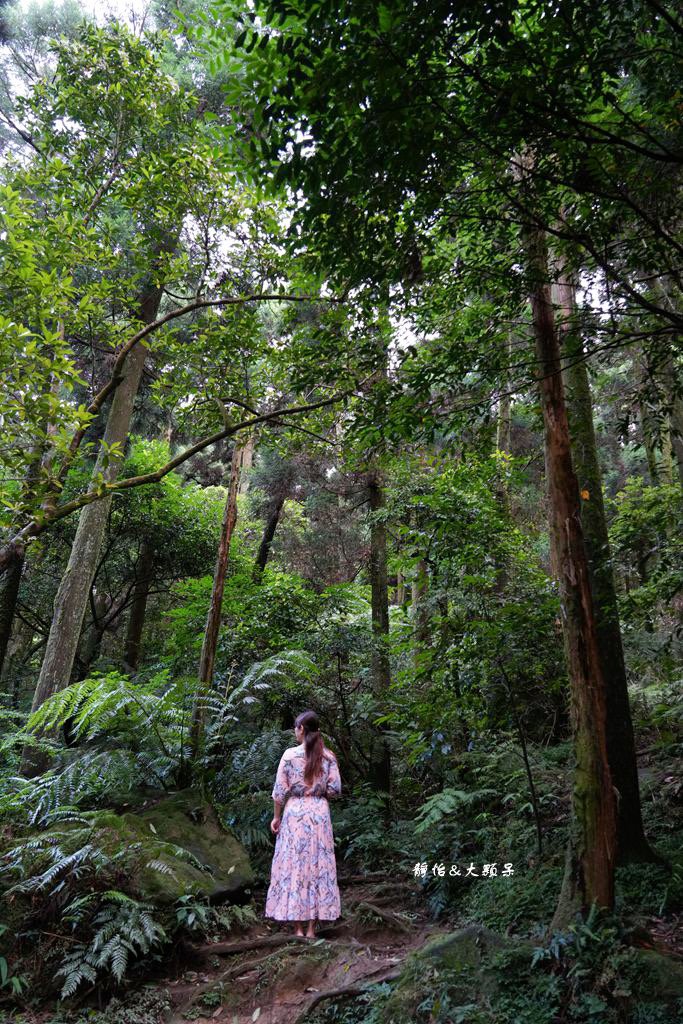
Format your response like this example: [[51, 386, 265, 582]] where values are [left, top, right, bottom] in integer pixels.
[[270, 816, 281, 835]]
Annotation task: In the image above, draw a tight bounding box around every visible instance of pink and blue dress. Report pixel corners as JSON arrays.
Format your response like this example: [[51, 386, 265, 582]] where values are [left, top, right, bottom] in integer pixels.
[[265, 744, 342, 921]]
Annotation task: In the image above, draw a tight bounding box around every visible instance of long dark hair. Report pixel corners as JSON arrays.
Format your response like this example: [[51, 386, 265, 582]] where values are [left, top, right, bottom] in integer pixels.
[[296, 709, 324, 784]]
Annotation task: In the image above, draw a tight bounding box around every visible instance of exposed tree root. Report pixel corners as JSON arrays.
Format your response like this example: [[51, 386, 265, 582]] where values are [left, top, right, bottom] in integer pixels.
[[296, 968, 402, 1020], [353, 901, 411, 933], [191, 934, 310, 956]]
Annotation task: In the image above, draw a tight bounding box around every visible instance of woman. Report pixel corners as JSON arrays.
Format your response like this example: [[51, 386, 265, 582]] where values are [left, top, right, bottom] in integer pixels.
[[265, 710, 342, 938]]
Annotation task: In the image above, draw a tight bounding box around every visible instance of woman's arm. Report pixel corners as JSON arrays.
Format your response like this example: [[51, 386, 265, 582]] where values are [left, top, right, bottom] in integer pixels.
[[271, 797, 283, 834], [325, 755, 342, 799], [271, 753, 290, 834]]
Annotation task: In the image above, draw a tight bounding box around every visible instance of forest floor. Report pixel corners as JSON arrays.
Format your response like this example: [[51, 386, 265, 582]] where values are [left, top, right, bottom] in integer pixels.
[[160, 874, 446, 1024]]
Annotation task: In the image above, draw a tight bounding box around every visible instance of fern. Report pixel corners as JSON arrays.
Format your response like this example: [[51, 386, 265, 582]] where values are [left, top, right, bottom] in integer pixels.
[[236, 649, 316, 698], [414, 787, 498, 835], [22, 670, 193, 757], [55, 897, 166, 997]]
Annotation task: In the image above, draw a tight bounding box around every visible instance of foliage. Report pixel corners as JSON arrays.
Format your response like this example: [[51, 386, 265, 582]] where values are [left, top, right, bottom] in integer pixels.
[[0, 1, 681, 1017]]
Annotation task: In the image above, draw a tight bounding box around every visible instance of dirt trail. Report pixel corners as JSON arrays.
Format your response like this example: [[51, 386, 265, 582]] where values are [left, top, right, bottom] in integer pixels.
[[162, 876, 444, 1024]]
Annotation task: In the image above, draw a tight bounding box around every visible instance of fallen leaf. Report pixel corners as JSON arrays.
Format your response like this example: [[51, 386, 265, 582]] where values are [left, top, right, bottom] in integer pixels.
[[252, 1009, 261, 1022]]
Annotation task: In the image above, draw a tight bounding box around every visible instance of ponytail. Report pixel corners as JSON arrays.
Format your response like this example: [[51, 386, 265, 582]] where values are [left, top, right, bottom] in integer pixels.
[[295, 709, 324, 784]]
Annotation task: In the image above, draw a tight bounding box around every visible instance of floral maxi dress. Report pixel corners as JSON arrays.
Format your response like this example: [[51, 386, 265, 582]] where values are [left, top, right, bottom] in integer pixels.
[[265, 744, 342, 921]]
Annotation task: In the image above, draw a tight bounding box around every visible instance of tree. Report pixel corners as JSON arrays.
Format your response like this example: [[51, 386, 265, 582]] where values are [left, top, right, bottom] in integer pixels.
[[195, 0, 683, 914], [189, 441, 243, 761], [555, 264, 656, 864]]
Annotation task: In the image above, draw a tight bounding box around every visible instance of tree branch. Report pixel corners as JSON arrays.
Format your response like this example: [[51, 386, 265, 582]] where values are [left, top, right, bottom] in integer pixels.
[[0, 389, 352, 570]]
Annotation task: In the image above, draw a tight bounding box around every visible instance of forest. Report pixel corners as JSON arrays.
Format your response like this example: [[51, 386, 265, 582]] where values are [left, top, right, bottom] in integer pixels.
[[0, 0, 681, 1021]]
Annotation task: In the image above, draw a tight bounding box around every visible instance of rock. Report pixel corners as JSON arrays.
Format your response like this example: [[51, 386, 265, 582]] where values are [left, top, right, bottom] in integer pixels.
[[130, 789, 254, 904], [1, 789, 254, 919], [377, 924, 533, 1022], [630, 949, 683, 999]]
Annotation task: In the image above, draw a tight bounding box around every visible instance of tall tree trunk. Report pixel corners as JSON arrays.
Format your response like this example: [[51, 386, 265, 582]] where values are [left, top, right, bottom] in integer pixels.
[[638, 348, 663, 485], [238, 434, 255, 495], [497, 332, 513, 455], [520, 214, 616, 924], [21, 281, 164, 776], [73, 589, 108, 681], [252, 494, 285, 581], [653, 279, 683, 488], [395, 566, 405, 606], [664, 361, 683, 490], [123, 538, 155, 672], [188, 444, 243, 764], [367, 469, 392, 795], [411, 557, 429, 656], [555, 272, 656, 865], [660, 422, 674, 486], [0, 550, 24, 679]]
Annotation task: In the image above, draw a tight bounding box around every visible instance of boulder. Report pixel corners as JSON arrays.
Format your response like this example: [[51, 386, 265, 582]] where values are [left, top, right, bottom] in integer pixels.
[[1, 789, 254, 919], [122, 788, 254, 904], [378, 925, 532, 1022]]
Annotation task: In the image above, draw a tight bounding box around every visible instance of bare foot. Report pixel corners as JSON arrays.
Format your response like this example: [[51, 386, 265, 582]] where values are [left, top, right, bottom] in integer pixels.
[[295, 927, 305, 938], [305, 925, 316, 939]]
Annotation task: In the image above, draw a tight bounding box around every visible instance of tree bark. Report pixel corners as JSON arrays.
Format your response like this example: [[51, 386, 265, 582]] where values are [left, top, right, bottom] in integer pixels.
[[0, 549, 23, 678], [638, 347, 663, 486], [74, 588, 108, 681], [189, 443, 243, 761], [123, 537, 155, 672], [367, 468, 392, 795], [21, 280, 164, 775], [497, 332, 513, 455], [519, 216, 616, 924], [411, 557, 429, 652], [238, 434, 255, 495], [395, 566, 405, 606], [252, 494, 285, 581], [665, 360, 683, 489], [652, 279, 683, 489], [556, 271, 656, 865]]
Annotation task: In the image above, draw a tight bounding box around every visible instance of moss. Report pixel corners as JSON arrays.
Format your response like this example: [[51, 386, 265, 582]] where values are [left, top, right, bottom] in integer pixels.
[[2, 790, 254, 923], [378, 925, 531, 1022], [462, 863, 563, 933], [132, 789, 254, 900], [629, 950, 683, 1000]]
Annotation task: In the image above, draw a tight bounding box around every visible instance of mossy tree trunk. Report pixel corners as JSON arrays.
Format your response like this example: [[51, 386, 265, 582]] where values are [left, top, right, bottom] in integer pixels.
[[555, 271, 656, 865], [237, 434, 255, 495], [411, 546, 430, 676], [520, 215, 616, 923], [123, 537, 155, 672], [637, 346, 665, 486], [652, 278, 683, 489], [661, 347, 683, 489], [252, 493, 285, 582], [0, 549, 23, 679], [21, 280, 164, 776], [395, 565, 405, 606], [368, 467, 392, 796], [189, 443, 243, 764], [497, 331, 513, 456]]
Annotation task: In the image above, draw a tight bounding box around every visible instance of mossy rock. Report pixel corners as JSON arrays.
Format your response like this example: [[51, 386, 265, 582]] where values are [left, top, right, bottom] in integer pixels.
[[2, 790, 253, 923], [629, 949, 683, 1000], [378, 925, 532, 1022], [129, 789, 254, 904]]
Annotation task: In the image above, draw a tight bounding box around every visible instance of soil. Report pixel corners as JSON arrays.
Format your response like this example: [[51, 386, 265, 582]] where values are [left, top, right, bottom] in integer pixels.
[[160, 875, 447, 1024]]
